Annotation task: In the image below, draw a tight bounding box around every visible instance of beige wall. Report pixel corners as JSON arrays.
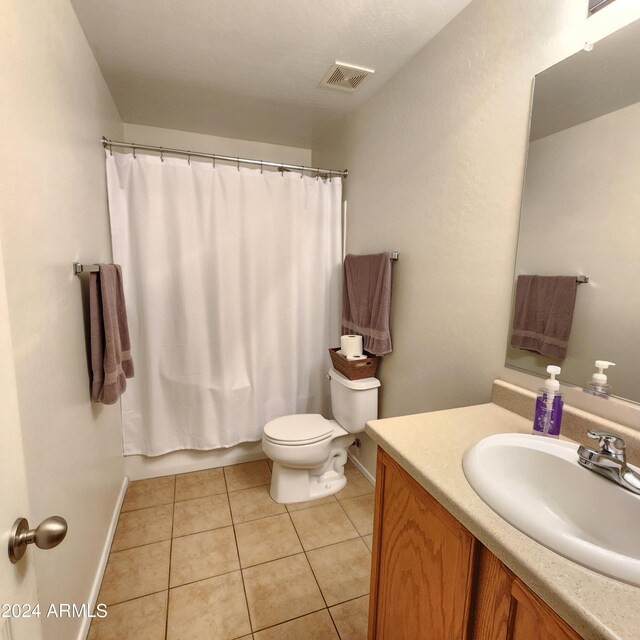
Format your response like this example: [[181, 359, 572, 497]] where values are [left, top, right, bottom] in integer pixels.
[[0, 1, 125, 638], [123, 123, 312, 167], [313, 0, 640, 474]]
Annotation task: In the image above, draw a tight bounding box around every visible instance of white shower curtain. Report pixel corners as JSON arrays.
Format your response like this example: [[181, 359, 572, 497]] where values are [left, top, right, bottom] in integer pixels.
[[106, 152, 342, 456]]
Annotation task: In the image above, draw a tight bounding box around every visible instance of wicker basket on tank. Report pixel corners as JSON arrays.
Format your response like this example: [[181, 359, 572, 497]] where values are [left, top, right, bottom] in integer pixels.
[[328, 347, 380, 380]]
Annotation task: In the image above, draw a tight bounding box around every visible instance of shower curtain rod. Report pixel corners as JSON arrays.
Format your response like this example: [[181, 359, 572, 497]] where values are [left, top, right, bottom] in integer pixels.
[[101, 137, 348, 178]]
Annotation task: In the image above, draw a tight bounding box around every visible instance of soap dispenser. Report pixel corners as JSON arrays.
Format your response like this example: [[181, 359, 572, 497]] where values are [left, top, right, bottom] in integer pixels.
[[533, 365, 564, 438], [584, 360, 615, 399]]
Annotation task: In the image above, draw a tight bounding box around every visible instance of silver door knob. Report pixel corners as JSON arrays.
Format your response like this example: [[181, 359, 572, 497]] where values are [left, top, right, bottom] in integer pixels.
[[8, 516, 68, 564]]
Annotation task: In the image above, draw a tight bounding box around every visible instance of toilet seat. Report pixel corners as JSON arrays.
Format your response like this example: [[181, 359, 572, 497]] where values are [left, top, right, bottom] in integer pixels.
[[263, 414, 335, 446]]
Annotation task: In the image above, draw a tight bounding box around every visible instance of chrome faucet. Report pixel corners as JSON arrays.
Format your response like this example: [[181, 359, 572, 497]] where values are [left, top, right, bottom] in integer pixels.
[[577, 431, 640, 495]]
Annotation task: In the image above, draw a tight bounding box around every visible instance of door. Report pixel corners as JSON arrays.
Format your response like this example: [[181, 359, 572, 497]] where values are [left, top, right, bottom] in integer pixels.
[[0, 245, 42, 640]]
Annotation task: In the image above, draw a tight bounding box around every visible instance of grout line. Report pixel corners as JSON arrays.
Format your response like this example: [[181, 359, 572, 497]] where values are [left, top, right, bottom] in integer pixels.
[[170, 566, 244, 593], [334, 492, 374, 537], [327, 607, 343, 639], [173, 489, 228, 504], [221, 465, 230, 493], [120, 499, 175, 514], [109, 538, 173, 555], [227, 481, 271, 495], [250, 605, 329, 635], [229, 484, 254, 633], [287, 511, 332, 611], [103, 588, 169, 608], [164, 475, 177, 640]]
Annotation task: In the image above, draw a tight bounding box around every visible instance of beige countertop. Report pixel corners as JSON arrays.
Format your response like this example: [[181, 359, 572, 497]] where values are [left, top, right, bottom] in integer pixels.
[[365, 402, 640, 640]]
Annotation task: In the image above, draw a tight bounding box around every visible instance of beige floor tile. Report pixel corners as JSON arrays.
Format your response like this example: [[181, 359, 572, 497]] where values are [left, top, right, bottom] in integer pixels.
[[307, 538, 371, 606], [229, 485, 287, 524], [173, 493, 231, 537], [285, 495, 336, 512], [335, 467, 374, 501], [243, 553, 325, 631], [175, 467, 226, 501], [253, 609, 338, 640], [339, 494, 375, 536], [235, 513, 302, 568], [98, 541, 170, 605], [170, 526, 239, 587], [224, 459, 271, 492], [362, 534, 373, 552], [88, 592, 167, 640], [329, 595, 370, 640], [122, 476, 175, 512], [167, 571, 250, 640], [289, 502, 359, 551], [112, 504, 173, 552]]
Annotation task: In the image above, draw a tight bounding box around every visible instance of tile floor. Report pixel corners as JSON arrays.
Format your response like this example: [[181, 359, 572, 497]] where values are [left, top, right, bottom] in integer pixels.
[[88, 458, 374, 640]]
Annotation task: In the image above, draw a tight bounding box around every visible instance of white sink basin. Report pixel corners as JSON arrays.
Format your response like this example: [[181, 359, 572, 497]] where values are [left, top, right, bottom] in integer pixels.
[[463, 433, 640, 586]]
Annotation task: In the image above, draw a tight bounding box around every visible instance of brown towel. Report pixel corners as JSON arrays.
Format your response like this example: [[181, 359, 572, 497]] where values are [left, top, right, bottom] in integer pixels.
[[342, 252, 393, 355], [89, 264, 134, 404], [510, 275, 578, 360]]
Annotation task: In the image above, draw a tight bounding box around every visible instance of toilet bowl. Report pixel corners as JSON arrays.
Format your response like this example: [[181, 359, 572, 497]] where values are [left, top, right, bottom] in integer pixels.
[[262, 368, 380, 503]]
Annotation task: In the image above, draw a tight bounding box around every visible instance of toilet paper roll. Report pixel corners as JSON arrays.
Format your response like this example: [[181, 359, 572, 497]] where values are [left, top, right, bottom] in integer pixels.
[[346, 354, 367, 361], [341, 335, 363, 358]]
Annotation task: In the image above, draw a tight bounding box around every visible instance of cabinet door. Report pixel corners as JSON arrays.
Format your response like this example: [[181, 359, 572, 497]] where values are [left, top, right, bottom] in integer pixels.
[[369, 450, 477, 640], [473, 546, 582, 640]]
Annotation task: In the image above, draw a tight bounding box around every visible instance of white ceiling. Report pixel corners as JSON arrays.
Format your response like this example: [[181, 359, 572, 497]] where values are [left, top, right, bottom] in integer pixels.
[[70, 0, 472, 148]]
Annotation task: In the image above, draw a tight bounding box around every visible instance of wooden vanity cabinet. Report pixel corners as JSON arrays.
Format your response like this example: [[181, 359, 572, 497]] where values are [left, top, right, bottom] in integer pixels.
[[473, 545, 582, 640], [369, 449, 583, 640], [369, 449, 477, 639]]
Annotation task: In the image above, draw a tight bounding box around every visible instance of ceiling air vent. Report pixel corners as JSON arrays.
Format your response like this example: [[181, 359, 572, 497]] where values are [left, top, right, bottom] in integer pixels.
[[320, 62, 375, 93]]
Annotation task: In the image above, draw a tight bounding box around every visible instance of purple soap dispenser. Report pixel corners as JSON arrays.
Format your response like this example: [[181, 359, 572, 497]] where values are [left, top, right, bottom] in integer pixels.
[[533, 365, 564, 438]]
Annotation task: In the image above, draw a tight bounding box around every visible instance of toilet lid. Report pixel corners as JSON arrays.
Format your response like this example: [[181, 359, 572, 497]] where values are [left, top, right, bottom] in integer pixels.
[[263, 414, 334, 445]]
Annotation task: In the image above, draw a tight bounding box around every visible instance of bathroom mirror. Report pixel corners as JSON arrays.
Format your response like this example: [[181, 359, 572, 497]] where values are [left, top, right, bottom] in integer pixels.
[[505, 17, 640, 404]]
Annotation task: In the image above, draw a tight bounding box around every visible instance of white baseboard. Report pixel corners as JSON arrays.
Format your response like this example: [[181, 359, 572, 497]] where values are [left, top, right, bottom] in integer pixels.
[[347, 451, 376, 486], [77, 475, 129, 640]]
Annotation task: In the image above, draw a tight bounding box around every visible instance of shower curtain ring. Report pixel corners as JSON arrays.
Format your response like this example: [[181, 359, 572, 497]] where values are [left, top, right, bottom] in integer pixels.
[[132, 146, 136, 159], [316, 168, 320, 181], [212, 156, 216, 169], [280, 165, 284, 177], [187, 152, 191, 166], [300, 166, 304, 179], [237, 157, 240, 172], [260, 161, 263, 174], [160, 147, 164, 162]]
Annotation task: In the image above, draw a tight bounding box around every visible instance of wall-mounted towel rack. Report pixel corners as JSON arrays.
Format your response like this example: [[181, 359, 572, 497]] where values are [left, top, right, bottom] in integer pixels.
[[391, 252, 399, 261], [576, 275, 589, 283], [73, 262, 99, 275]]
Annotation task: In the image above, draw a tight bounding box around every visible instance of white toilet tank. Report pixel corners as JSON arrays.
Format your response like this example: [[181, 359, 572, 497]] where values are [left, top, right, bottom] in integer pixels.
[[329, 367, 381, 433]]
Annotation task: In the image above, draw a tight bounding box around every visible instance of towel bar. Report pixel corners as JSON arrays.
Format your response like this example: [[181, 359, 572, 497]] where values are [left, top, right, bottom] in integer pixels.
[[73, 262, 99, 275]]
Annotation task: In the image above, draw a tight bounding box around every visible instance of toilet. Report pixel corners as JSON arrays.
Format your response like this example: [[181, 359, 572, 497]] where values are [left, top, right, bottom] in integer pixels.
[[262, 367, 380, 503]]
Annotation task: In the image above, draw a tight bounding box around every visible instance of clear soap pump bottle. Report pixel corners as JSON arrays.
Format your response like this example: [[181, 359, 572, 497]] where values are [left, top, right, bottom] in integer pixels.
[[533, 365, 564, 438], [584, 360, 615, 398]]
